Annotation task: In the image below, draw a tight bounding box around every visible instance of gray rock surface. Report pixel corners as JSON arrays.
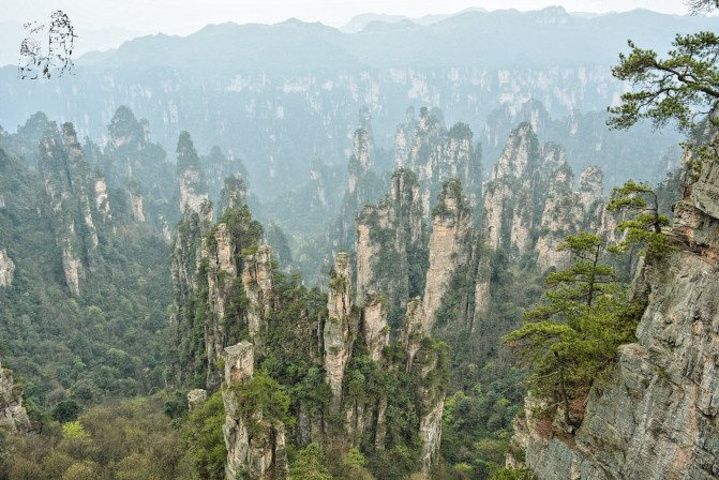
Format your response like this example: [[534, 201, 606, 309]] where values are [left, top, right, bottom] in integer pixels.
[[511, 143, 719, 480]]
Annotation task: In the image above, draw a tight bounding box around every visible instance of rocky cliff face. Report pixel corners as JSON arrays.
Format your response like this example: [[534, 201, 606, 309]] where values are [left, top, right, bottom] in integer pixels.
[[102, 106, 175, 226], [403, 107, 481, 217], [483, 123, 539, 252], [483, 124, 607, 267], [323, 253, 356, 414], [534, 158, 584, 272], [422, 179, 473, 331], [93, 174, 111, 225], [361, 291, 389, 363], [39, 122, 103, 297], [170, 199, 215, 384], [412, 343, 447, 477], [223, 341, 289, 480], [0, 249, 15, 287], [509, 139, 719, 479], [243, 245, 273, 353], [203, 222, 239, 388], [355, 168, 425, 309], [169, 160, 448, 478], [171, 171, 267, 388], [397, 298, 449, 478], [177, 131, 210, 215], [0, 361, 30, 433], [393, 107, 417, 167], [331, 110, 383, 250]]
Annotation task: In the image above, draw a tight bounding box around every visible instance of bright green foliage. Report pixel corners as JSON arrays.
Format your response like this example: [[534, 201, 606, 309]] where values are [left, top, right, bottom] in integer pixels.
[[231, 372, 293, 428], [440, 362, 526, 479], [608, 32, 719, 133], [62, 421, 90, 440], [524, 233, 618, 328], [0, 143, 174, 408], [489, 467, 535, 480], [182, 391, 226, 480], [504, 234, 639, 427], [289, 443, 334, 480], [343, 448, 367, 469], [607, 181, 671, 256], [220, 205, 264, 256], [1, 395, 191, 480], [172, 201, 264, 388]]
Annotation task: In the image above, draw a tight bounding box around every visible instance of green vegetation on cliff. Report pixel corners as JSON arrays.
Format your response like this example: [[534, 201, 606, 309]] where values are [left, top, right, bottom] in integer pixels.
[[504, 233, 643, 428]]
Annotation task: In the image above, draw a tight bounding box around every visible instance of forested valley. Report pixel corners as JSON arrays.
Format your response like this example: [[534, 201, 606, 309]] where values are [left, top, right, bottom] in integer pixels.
[[0, 3, 718, 480]]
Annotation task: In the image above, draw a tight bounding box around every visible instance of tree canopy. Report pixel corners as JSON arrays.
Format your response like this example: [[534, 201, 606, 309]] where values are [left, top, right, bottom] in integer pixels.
[[608, 31, 719, 132], [686, 0, 719, 14], [607, 181, 671, 256], [504, 233, 639, 428]]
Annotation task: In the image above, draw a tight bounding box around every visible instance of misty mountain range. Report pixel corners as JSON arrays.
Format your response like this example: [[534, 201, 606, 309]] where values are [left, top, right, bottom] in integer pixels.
[[1, 6, 716, 199]]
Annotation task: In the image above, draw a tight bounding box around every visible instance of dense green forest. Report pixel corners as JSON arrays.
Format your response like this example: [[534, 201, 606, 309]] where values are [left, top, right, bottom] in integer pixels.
[[2, 3, 717, 479]]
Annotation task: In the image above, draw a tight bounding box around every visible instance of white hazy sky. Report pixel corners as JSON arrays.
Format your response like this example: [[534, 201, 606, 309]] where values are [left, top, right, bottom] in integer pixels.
[[1, 0, 698, 36]]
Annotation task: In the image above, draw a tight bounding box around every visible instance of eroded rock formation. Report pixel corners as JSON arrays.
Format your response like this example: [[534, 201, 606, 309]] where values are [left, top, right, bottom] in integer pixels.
[[423, 179, 473, 331], [0, 361, 30, 432], [323, 252, 356, 414], [509, 136, 719, 480], [39, 122, 101, 296], [403, 107, 481, 216], [223, 341, 289, 480], [0, 249, 15, 287], [355, 168, 425, 308], [177, 131, 210, 215], [243, 245, 273, 352]]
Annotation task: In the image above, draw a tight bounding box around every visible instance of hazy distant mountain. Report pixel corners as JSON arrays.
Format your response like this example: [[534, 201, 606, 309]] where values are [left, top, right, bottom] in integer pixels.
[[1, 7, 715, 198], [72, 7, 718, 71], [0, 22, 22, 68], [339, 7, 488, 33], [0, 21, 144, 67]]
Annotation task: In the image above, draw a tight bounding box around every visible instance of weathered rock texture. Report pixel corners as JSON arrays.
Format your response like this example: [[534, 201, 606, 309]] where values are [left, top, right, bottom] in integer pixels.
[[400, 298, 426, 370], [393, 107, 417, 167], [187, 389, 207, 410], [243, 245, 273, 352], [176, 131, 210, 215], [476, 124, 609, 359], [355, 168, 425, 309], [483, 123, 544, 254], [483, 125, 607, 262], [330, 109, 382, 250], [0, 248, 15, 287], [170, 172, 267, 389], [39, 122, 103, 297], [398, 301, 448, 479], [324, 252, 356, 414], [510, 141, 719, 479], [535, 158, 585, 272], [93, 174, 111, 224], [203, 221, 239, 388], [223, 341, 289, 480], [422, 179, 473, 331], [403, 107, 481, 217], [361, 291, 389, 362], [0, 361, 30, 432]]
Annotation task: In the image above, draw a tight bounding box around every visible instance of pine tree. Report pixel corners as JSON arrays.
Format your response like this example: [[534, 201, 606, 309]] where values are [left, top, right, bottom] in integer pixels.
[[504, 233, 637, 428], [607, 181, 671, 256]]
